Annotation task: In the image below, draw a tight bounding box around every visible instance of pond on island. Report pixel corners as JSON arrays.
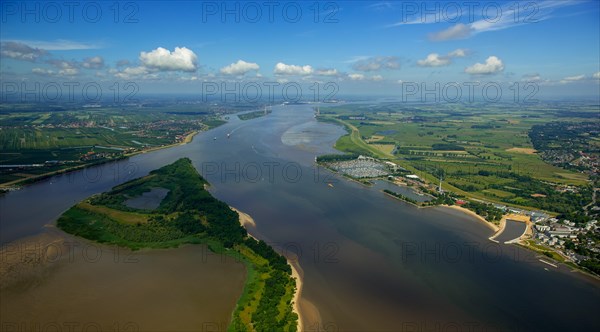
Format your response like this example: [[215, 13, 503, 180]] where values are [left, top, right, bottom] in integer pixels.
[[124, 188, 170, 210]]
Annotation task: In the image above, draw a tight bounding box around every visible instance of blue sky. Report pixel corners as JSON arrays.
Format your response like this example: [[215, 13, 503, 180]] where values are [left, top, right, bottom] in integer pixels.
[[1, 0, 599, 99]]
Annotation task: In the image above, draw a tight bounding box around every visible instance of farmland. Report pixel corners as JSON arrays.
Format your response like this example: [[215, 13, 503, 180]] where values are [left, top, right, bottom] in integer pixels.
[[318, 102, 599, 216], [0, 102, 229, 186]]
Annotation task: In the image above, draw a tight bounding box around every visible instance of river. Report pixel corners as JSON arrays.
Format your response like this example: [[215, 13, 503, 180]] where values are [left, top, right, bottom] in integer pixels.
[[1, 104, 599, 331]]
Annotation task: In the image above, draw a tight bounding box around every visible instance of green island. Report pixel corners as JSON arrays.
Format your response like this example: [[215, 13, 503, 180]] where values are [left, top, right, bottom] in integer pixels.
[[57, 158, 298, 331], [238, 109, 272, 121]]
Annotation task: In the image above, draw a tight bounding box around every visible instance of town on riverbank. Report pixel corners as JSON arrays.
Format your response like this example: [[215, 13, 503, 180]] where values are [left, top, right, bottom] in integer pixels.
[[317, 153, 600, 277]]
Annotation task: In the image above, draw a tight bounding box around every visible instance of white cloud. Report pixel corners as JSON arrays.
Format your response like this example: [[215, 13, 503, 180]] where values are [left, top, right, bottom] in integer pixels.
[[31, 65, 77, 77], [113, 66, 150, 79], [348, 73, 365, 80], [593, 72, 600, 79], [417, 49, 468, 67], [465, 56, 504, 75], [417, 53, 450, 67], [82, 56, 104, 69], [429, 23, 472, 41], [521, 73, 542, 82], [140, 47, 198, 72], [560, 74, 585, 84], [32, 68, 55, 76], [59, 68, 79, 76], [47, 60, 79, 76], [0, 42, 46, 61], [274, 62, 313, 75], [220, 60, 260, 75], [347, 73, 383, 81]]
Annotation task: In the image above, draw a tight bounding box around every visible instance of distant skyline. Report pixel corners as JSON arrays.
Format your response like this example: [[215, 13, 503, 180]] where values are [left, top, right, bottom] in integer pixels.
[[1, 1, 599, 100]]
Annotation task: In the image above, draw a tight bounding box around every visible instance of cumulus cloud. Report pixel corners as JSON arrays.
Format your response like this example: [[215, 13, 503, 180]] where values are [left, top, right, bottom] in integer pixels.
[[111, 46, 198, 79], [113, 66, 150, 79], [0, 42, 46, 61], [139, 47, 198, 72], [46, 59, 79, 76], [417, 49, 468, 67], [32, 64, 78, 77], [82, 56, 104, 69], [417, 53, 450, 67], [220, 60, 259, 75], [429, 23, 472, 41], [352, 56, 400, 72], [32, 68, 55, 76], [593, 72, 600, 79], [465, 56, 504, 75], [348, 73, 365, 80], [274, 62, 314, 75]]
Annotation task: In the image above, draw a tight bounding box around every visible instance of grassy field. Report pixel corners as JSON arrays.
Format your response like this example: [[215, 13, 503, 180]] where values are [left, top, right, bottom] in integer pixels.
[[319, 102, 597, 213], [77, 201, 150, 225]]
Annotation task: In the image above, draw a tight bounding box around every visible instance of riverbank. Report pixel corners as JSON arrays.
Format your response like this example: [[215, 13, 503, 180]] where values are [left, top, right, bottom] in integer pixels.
[[289, 260, 305, 332], [231, 207, 257, 230], [439, 204, 501, 233], [136, 131, 198, 154], [382, 190, 420, 208], [0, 131, 199, 190], [232, 206, 305, 332]]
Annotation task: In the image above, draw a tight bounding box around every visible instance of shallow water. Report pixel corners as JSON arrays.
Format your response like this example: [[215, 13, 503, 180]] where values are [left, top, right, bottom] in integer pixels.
[[494, 220, 528, 243], [1, 233, 246, 331]]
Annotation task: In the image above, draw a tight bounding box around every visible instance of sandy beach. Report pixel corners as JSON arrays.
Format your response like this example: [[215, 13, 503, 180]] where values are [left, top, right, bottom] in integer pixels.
[[231, 206, 306, 331], [137, 130, 198, 154], [440, 204, 500, 232], [289, 259, 305, 332], [231, 207, 257, 229]]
